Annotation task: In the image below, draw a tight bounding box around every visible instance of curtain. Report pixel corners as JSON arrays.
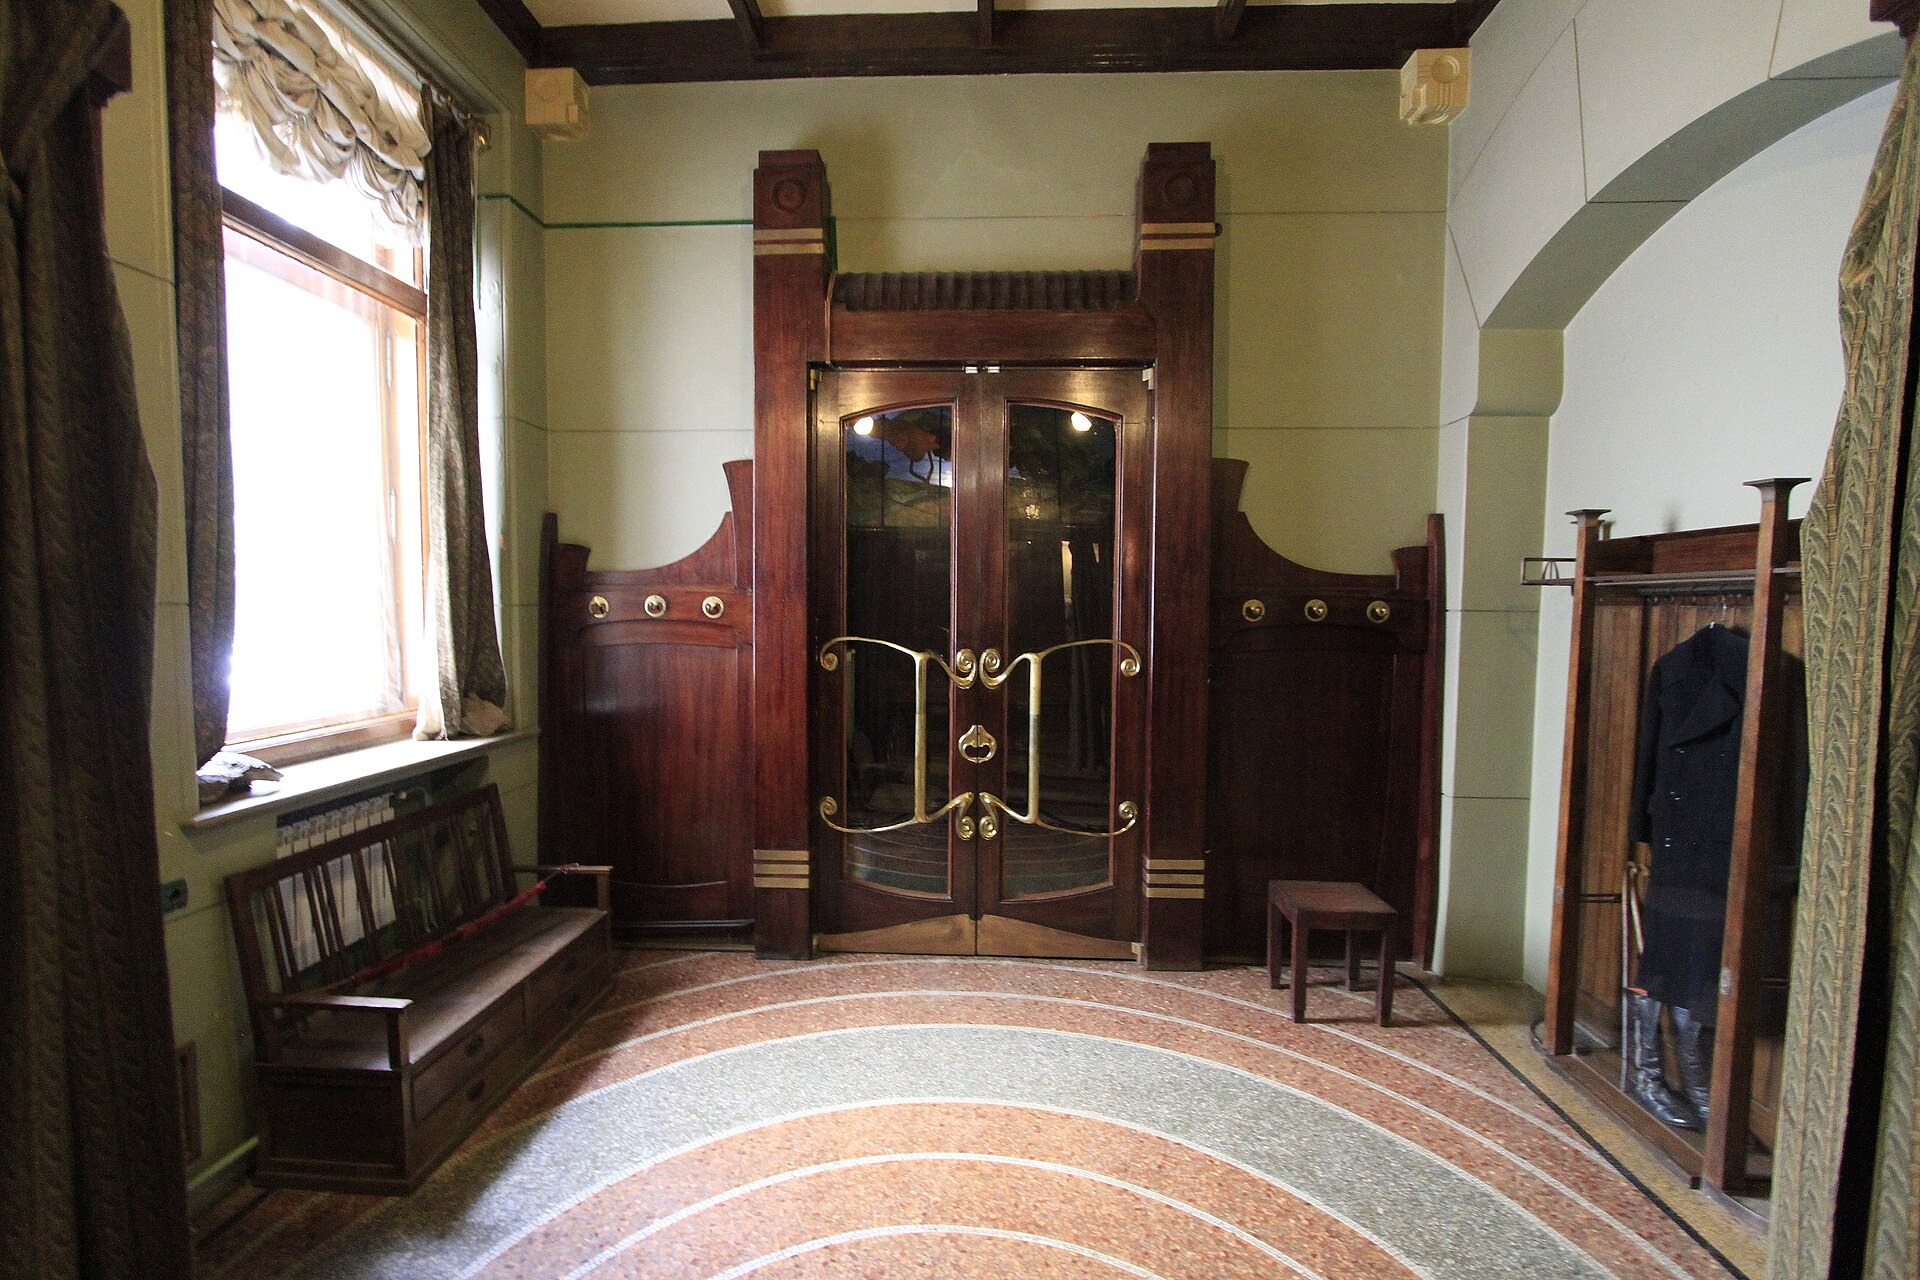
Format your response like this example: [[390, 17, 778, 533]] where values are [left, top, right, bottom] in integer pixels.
[[210, 0, 427, 234], [1769, 33, 1920, 1279], [0, 2, 194, 1275], [168, 0, 236, 770], [417, 90, 509, 740]]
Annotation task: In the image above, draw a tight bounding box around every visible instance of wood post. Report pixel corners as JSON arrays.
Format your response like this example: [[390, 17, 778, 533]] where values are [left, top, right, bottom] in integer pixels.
[[1703, 477, 1806, 1192], [751, 151, 831, 958], [1134, 143, 1215, 970], [1543, 508, 1610, 1055]]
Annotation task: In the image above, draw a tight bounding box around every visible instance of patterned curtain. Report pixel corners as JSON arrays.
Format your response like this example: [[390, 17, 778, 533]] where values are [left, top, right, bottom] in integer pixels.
[[166, 0, 236, 769], [0, 2, 194, 1275], [416, 90, 509, 740], [1769, 33, 1920, 1279]]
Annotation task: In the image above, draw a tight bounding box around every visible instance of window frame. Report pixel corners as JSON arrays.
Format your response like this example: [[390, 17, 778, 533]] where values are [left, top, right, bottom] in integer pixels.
[[218, 185, 431, 767]]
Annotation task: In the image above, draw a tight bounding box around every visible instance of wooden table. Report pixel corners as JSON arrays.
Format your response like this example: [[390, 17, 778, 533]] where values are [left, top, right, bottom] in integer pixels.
[[1268, 880, 1397, 1026]]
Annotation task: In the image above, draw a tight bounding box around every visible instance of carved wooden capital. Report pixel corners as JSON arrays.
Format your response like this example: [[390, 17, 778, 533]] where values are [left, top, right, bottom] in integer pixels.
[[754, 149, 827, 232], [1873, 0, 1920, 39]]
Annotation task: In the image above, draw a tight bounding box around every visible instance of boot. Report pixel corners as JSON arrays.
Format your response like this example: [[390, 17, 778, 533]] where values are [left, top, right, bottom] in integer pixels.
[[1625, 993, 1698, 1130], [1671, 1005, 1715, 1126]]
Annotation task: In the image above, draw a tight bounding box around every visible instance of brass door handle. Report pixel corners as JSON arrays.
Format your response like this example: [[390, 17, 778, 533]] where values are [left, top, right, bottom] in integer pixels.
[[975, 638, 1143, 838], [957, 724, 996, 764], [815, 635, 976, 835]]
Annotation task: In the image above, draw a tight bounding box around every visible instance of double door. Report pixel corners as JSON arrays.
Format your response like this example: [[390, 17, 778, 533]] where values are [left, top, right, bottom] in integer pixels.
[[811, 368, 1150, 955]]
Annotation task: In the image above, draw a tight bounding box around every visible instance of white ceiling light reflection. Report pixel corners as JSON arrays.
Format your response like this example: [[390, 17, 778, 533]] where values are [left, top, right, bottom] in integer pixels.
[[1070, 412, 1093, 433], [853, 416, 876, 436]]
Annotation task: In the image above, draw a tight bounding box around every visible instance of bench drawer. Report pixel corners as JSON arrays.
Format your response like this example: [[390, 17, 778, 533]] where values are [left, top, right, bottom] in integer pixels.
[[527, 927, 605, 1013], [529, 953, 609, 1055], [413, 995, 526, 1122], [410, 1033, 531, 1172]]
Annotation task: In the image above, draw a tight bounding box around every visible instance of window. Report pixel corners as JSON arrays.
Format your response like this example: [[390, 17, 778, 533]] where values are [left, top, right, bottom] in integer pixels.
[[212, 1, 431, 762]]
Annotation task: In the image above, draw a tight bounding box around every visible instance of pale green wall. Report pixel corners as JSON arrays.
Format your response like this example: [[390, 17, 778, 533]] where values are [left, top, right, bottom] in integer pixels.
[[1520, 84, 1892, 989], [1433, 0, 1898, 982], [100, 0, 546, 1195], [539, 72, 1447, 578]]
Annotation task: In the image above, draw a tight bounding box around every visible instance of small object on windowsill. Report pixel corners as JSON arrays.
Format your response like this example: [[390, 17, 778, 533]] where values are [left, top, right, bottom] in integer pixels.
[[196, 751, 284, 806], [1522, 556, 1576, 588]]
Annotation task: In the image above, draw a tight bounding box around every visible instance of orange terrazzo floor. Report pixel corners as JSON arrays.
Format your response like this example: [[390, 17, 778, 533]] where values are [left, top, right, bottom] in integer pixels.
[[195, 951, 1747, 1279]]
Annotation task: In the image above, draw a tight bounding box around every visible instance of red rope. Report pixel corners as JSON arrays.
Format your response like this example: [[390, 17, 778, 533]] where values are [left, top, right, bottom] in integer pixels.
[[308, 866, 584, 995]]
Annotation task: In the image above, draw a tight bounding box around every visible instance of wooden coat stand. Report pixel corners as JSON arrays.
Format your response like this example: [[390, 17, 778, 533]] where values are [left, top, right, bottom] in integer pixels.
[[1540, 478, 1804, 1198]]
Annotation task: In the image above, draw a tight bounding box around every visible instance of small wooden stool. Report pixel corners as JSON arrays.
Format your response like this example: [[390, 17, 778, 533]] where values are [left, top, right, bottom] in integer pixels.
[[1268, 880, 1397, 1026]]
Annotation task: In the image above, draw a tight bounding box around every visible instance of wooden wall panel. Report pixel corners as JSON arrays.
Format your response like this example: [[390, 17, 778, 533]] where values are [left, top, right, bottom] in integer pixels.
[[1205, 459, 1442, 960], [541, 461, 756, 932]]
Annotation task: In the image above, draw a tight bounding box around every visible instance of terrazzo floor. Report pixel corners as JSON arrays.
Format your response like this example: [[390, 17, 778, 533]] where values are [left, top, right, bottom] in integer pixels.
[[196, 951, 1747, 1279]]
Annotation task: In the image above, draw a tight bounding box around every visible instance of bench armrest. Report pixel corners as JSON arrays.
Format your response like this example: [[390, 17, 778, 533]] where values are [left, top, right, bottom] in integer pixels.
[[268, 992, 412, 1069], [513, 863, 612, 912]]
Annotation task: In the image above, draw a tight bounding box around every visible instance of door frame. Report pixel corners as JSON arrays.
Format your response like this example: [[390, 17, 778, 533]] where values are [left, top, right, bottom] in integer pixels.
[[750, 144, 1217, 969]]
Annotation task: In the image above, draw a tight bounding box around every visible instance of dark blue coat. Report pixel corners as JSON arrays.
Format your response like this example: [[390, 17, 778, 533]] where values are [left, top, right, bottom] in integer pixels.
[[1628, 624, 1804, 1019]]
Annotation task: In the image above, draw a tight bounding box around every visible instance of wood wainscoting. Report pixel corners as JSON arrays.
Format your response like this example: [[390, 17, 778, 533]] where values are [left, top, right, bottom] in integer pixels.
[[1205, 459, 1444, 965], [539, 461, 756, 935]]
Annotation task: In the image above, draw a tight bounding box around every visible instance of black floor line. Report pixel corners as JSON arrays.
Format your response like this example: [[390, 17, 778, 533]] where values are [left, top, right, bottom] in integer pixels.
[[1410, 976, 1752, 1280]]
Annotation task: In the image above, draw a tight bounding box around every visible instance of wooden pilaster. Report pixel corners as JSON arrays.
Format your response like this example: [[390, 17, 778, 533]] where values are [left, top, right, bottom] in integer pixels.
[[752, 150, 830, 958], [1134, 143, 1215, 971]]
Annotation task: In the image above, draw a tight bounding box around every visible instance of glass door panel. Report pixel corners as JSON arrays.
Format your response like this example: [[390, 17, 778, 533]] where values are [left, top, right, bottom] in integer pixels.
[[1000, 406, 1120, 899], [840, 406, 955, 897]]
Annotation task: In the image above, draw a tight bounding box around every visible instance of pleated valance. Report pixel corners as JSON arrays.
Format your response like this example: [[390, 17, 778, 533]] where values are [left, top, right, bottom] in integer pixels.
[[211, 0, 428, 233]]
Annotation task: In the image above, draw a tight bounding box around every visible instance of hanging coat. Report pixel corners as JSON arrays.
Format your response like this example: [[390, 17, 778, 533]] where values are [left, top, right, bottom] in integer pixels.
[[1628, 623, 1806, 1020]]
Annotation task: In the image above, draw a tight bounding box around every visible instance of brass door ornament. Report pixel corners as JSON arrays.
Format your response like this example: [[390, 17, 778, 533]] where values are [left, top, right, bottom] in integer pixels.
[[1242, 598, 1266, 623], [1303, 598, 1329, 623], [644, 594, 668, 618], [702, 595, 726, 619], [976, 638, 1144, 838], [588, 595, 610, 619], [957, 724, 997, 764], [1366, 599, 1392, 623], [815, 636, 977, 835]]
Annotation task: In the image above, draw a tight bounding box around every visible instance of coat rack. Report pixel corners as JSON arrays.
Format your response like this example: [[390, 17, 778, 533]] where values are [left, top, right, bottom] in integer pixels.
[[1535, 478, 1805, 1199]]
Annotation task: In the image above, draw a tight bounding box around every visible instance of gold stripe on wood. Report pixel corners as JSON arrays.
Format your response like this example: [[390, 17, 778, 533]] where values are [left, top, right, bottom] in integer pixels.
[[754, 877, 809, 890], [753, 848, 810, 863], [1138, 237, 1216, 251], [754, 242, 827, 256], [754, 227, 827, 242], [1146, 872, 1205, 886], [1144, 886, 1205, 900], [1145, 858, 1206, 871], [1139, 221, 1216, 236]]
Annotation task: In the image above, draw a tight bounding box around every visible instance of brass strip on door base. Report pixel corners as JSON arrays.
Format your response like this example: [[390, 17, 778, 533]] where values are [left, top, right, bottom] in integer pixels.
[[976, 914, 1136, 961], [815, 914, 976, 956]]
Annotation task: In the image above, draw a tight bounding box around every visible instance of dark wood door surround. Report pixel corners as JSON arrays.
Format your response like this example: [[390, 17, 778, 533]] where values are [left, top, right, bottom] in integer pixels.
[[539, 144, 1444, 971], [752, 144, 1216, 965]]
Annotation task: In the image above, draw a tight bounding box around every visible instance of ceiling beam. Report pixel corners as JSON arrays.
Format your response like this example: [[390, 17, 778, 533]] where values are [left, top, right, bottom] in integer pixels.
[[1212, 0, 1246, 42], [728, 0, 768, 51], [474, 0, 542, 65], [541, 4, 1465, 85], [978, 0, 996, 46]]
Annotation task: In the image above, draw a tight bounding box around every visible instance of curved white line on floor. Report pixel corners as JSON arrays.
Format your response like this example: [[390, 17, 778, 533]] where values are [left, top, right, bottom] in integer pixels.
[[577, 956, 1554, 1150], [536, 980, 1603, 1181], [451, 1096, 1430, 1280], [703, 1224, 1168, 1280], [560, 1152, 1326, 1280]]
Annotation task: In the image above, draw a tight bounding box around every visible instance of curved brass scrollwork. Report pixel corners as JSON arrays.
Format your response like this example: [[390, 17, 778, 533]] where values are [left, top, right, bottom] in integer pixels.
[[957, 724, 997, 764], [975, 638, 1144, 838], [815, 636, 979, 836]]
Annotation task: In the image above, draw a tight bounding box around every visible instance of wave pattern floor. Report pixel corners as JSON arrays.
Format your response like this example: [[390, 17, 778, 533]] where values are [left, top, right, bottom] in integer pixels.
[[198, 951, 1739, 1279]]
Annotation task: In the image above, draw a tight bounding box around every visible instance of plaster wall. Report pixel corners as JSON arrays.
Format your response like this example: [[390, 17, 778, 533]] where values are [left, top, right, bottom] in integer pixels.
[[1520, 84, 1893, 989], [539, 71, 1448, 578]]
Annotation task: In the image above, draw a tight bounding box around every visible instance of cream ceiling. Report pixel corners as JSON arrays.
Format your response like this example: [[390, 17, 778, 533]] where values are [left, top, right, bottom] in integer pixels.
[[529, 0, 1448, 27]]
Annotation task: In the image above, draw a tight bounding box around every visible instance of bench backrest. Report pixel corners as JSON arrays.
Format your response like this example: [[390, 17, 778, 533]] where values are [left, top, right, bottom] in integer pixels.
[[225, 784, 517, 1042]]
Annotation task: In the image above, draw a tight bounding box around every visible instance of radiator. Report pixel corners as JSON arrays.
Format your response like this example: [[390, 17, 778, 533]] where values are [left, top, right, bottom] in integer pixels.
[[269, 789, 413, 982]]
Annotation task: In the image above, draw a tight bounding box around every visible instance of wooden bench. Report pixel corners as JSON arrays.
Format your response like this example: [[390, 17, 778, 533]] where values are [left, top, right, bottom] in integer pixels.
[[225, 783, 612, 1193], [1268, 880, 1397, 1026]]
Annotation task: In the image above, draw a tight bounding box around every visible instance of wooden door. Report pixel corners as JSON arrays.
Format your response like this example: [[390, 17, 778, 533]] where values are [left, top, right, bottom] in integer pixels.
[[810, 368, 1149, 956]]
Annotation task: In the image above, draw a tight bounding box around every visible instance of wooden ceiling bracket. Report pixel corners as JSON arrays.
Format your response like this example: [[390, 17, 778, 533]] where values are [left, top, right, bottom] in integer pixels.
[[728, 0, 767, 53], [1213, 0, 1247, 43], [1872, 0, 1920, 39]]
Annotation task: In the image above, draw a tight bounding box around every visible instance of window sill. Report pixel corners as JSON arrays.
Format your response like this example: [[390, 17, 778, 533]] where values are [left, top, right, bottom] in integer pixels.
[[182, 726, 539, 832]]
